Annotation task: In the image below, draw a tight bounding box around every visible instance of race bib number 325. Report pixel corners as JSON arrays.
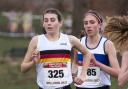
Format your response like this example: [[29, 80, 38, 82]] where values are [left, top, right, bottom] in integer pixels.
[[44, 68, 68, 86]]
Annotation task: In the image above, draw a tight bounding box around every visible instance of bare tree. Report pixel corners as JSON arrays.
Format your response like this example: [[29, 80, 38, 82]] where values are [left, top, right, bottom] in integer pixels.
[[118, 0, 128, 15], [72, 0, 128, 37], [72, 0, 90, 37]]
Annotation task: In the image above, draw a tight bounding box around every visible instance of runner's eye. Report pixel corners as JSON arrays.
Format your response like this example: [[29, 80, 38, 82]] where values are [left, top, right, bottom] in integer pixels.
[[51, 18, 56, 22], [44, 18, 48, 22], [84, 21, 88, 25], [89, 20, 95, 24]]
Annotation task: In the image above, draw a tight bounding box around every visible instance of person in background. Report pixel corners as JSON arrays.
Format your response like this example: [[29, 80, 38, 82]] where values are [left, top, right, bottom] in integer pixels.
[[21, 8, 92, 89], [64, 15, 72, 34], [22, 11, 33, 33], [104, 16, 128, 87], [73, 10, 120, 89], [2, 10, 20, 33]]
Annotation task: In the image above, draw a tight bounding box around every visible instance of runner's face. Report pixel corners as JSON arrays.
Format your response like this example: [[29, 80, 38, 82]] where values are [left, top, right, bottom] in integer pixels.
[[83, 15, 101, 36], [43, 13, 62, 34]]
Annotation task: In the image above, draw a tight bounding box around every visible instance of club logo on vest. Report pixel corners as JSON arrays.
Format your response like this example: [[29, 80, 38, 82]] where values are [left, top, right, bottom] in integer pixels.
[[60, 43, 67, 45]]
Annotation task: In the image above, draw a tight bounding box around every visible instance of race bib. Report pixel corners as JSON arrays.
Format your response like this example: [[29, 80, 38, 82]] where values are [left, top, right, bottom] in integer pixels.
[[43, 62, 69, 86], [78, 66, 100, 85]]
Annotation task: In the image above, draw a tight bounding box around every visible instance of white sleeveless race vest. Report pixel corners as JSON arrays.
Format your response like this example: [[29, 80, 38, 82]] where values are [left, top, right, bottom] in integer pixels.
[[76, 36, 111, 88], [36, 33, 72, 89]]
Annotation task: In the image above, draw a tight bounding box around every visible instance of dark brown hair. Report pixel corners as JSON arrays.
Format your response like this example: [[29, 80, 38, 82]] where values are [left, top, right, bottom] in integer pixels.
[[41, 8, 63, 34], [42, 8, 63, 22]]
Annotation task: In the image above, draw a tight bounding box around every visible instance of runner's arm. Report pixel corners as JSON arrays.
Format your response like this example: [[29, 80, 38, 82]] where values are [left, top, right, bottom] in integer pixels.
[[94, 40, 120, 78], [118, 51, 128, 87], [21, 36, 38, 73], [69, 35, 91, 83]]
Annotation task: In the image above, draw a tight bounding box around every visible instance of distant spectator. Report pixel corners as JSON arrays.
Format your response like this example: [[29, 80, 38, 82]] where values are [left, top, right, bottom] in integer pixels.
[[2, 10, 20, 33], [64, 15, 72, 34], [22, 11, 33, 33]]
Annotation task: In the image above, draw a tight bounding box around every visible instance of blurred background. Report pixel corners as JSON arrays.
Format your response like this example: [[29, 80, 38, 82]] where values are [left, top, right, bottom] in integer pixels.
[[0, 0, 128, 89]]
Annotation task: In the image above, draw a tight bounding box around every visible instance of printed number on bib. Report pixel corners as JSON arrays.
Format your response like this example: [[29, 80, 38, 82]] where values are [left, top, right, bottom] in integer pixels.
[[44, 67, 68, 86], [87, 68, 96, 76], [48, 70, 64, 78], [78, 66, 100, 86]]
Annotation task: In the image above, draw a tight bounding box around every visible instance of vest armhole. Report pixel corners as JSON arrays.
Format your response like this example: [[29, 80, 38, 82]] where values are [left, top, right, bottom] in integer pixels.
[[104, 39, 108, 55]]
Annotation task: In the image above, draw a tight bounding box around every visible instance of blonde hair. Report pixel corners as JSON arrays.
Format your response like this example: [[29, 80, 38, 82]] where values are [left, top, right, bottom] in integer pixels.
[[104, 16, 128, 52]]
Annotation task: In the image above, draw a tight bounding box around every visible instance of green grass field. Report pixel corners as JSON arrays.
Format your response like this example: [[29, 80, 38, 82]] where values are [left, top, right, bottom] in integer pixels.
[[0, 36, 30, 57], [0, 36, 128, 89]]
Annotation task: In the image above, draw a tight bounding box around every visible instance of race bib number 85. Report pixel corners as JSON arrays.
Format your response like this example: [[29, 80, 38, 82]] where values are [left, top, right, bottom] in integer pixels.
[[78, 66, 100, 86], [87, 68, 96, 76]]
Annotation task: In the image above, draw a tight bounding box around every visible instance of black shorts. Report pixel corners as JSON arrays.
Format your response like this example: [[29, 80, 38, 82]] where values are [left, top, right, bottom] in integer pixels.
[[76, 85, 110, 89], [39, 85, 71, 89]]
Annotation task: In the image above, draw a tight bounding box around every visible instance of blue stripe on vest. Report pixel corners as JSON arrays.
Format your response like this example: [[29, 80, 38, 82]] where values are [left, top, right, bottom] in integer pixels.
[[77, 54, 109, 66], [77, 54, 83, 61]]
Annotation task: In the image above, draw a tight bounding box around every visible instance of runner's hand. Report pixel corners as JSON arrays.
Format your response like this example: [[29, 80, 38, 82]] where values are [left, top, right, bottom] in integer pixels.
[[74, 75, 85, 85], [32, 50, 40, 64]]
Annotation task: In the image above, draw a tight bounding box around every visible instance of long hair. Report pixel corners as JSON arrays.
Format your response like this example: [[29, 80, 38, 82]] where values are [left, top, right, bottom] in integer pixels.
[[104, 16, 128, 52]]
